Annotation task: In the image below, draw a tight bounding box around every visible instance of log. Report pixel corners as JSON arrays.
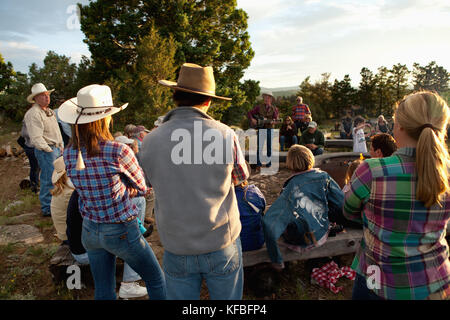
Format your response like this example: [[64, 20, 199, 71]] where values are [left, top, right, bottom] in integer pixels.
[[243, 228, 363, 267]]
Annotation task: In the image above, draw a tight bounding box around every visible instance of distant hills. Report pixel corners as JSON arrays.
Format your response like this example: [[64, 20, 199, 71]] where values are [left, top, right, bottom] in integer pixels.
[[260, 86, 299, 98]]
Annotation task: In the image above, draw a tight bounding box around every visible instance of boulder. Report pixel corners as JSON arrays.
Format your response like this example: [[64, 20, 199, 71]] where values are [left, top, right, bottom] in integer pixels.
[[0, 224, 44, 245]]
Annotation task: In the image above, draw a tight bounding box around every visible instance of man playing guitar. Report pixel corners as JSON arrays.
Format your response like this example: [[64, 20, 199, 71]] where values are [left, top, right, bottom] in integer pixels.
[[247, 92, 280, 170]]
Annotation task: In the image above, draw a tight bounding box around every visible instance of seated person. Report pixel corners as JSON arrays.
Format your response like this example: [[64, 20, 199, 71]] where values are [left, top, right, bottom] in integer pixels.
[[328, 159, 364, 230], [369, 133, 397, 158], [262, 145, 344, 270], [299, 121, 324, 155], [235, 164, 266, 252], [279, 116, 298, 151]]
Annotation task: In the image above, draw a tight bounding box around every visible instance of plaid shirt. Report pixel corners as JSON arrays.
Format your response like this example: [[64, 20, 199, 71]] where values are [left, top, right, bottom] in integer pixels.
[[63, 140, 148, 223], [231, 131, 249, 185], [291, 104, 311, 121], [344, 147, 450, 300]]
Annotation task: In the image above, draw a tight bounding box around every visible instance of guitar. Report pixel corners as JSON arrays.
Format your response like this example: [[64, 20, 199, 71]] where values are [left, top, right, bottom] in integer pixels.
[[250, 114, 282, 129]]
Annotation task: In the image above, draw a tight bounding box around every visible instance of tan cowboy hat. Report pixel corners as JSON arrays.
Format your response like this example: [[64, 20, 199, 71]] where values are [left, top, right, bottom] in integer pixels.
[[52, 156, 66, 184], [27, 83, 55, 103], [58, 84, 128, 124], [158, 63, 231, 101]]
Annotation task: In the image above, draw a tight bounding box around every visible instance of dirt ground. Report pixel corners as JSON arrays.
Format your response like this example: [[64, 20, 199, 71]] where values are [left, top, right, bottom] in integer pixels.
[[0, 134, 355, 300]]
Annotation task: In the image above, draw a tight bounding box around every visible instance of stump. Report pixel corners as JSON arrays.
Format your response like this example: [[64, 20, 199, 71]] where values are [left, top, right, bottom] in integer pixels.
[[48, 244, 124, 288]]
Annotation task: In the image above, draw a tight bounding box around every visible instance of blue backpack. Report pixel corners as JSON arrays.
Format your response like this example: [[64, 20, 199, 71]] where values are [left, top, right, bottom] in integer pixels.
[[235, 184, 266, 251]]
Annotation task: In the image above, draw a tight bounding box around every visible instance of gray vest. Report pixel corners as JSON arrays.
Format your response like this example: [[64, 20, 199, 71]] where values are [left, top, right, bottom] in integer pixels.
[[140, 107, 242, 255]]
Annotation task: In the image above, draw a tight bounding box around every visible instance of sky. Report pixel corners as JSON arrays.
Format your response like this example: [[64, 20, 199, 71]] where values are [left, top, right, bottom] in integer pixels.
[[0, 0, 449, 89]]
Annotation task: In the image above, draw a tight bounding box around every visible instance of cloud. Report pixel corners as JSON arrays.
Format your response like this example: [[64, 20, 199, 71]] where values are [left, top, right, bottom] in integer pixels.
[[0, 41, 46, 72]]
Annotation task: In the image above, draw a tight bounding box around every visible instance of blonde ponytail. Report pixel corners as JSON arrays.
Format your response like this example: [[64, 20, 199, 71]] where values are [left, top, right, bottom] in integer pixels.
[[395, 91, 449, 208]]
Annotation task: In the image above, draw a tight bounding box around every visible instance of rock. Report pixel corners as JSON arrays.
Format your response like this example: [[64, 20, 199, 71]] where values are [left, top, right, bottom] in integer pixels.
[[3, 200, 24, 212], [8, 213, 38, 223], [0, 224, 44, 245], [5, 145, 13, 157]]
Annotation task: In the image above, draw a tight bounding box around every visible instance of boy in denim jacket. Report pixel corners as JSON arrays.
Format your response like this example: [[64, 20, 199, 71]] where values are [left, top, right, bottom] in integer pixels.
[[263, 145, 344, 270]]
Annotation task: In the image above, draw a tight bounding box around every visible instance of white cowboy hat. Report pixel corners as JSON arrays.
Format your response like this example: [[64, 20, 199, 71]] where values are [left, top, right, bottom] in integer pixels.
[[27, 83, 55, 103], [158, 63, 231, 101], [58, 84, 128, 124], [52, 156, 66, 184], [154, 115, 165, 127]]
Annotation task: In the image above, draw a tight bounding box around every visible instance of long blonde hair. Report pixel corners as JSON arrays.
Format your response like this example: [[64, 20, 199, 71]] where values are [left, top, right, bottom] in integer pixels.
[[394, 91, 450, 208], [50, 173, 69, 197]]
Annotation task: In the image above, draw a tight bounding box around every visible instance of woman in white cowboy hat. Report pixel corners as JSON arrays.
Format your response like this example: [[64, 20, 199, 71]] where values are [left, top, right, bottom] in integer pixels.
[[59, 84, 166, 300], [23, 83, 63, 216]]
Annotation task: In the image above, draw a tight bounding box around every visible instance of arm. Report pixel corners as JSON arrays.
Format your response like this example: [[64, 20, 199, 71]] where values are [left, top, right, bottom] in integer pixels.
[[305, 105, 311, 115], [343, 161, 372, 223], [315, 131, 325, 149], [231, 131, 249, 185], [118, 144, 148, 197]]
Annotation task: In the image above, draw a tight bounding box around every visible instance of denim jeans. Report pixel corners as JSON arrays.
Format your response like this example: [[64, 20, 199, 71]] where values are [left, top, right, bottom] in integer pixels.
[[311, 147, 324, 156], [352, 273, 384, 300], [81, 218, 166, 300], [34, 146, 60, 213], [280, 135, 298, 151], [163, 238, 243, 300], [71, 251, 141, 282]]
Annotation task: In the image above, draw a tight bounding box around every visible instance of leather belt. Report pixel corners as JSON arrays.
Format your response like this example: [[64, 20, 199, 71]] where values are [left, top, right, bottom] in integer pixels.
[[110, 215, 137, 224]]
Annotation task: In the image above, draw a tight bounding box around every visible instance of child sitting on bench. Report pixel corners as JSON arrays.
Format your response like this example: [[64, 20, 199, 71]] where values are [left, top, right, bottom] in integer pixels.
[[262, 145, 344, 270]]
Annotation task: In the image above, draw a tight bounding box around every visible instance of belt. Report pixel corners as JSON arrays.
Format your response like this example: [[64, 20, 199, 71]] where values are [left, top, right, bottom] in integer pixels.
[[110, 215, 137, 224]]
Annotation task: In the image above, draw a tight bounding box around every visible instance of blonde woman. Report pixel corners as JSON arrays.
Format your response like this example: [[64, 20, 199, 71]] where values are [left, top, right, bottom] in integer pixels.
[[50, 156, 75, 243], [344, 91, 450, 300]]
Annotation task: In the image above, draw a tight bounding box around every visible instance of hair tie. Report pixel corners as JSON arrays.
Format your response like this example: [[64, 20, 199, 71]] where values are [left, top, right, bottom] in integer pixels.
[[420, 123, 435, 131]]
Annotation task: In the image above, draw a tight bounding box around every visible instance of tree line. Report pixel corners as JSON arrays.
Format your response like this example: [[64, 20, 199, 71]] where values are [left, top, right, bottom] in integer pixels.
[[0, 0, 449, 128], [275, 62, 449, 123]]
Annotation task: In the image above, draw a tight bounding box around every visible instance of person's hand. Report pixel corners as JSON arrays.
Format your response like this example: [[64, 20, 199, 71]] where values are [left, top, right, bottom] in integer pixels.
[[250, 118, 257, 127], [128, 188, 138, 198], [310, 144, 317, 150]]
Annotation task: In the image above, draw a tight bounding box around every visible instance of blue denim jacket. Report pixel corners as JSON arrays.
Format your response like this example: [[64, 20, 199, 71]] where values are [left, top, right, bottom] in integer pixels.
[[262, 169, 344, 264]]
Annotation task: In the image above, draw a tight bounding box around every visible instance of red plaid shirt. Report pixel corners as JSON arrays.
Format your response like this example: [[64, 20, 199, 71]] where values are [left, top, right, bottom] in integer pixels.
[[64, 140, 148, 223], [292, 104, 311, 121]]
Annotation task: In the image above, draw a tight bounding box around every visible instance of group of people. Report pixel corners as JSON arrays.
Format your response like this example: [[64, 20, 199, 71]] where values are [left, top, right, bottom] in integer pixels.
[[247, 94, 324, 171], [17, 61, 449, 300]]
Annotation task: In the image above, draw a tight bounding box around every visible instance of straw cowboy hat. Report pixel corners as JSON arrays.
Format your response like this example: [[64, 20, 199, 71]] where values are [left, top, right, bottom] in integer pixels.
[[27, 83, 55, 103], [158, 63, 231, 101], [58, 84, 128, 124], [58, 84, 128, 171], [52, 156, 66, 184]]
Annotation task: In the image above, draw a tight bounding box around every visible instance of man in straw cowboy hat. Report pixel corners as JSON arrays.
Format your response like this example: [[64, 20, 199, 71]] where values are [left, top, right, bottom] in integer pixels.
[[139, 63, 249, 300], [23, 83, 63, 216], [247, 90, 280, 170], [58, 84, 166, 300]]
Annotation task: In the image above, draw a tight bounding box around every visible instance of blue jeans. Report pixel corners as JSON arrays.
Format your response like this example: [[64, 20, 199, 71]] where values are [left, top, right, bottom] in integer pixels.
[[311, 147, 324, 156], [71, 252, 141, 283], [280, 135, 298, 151], [163, 238, 243, 300], [352, 273, 384, 300], [34, 146, 60, 213], [81, 218, 166, 300]]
